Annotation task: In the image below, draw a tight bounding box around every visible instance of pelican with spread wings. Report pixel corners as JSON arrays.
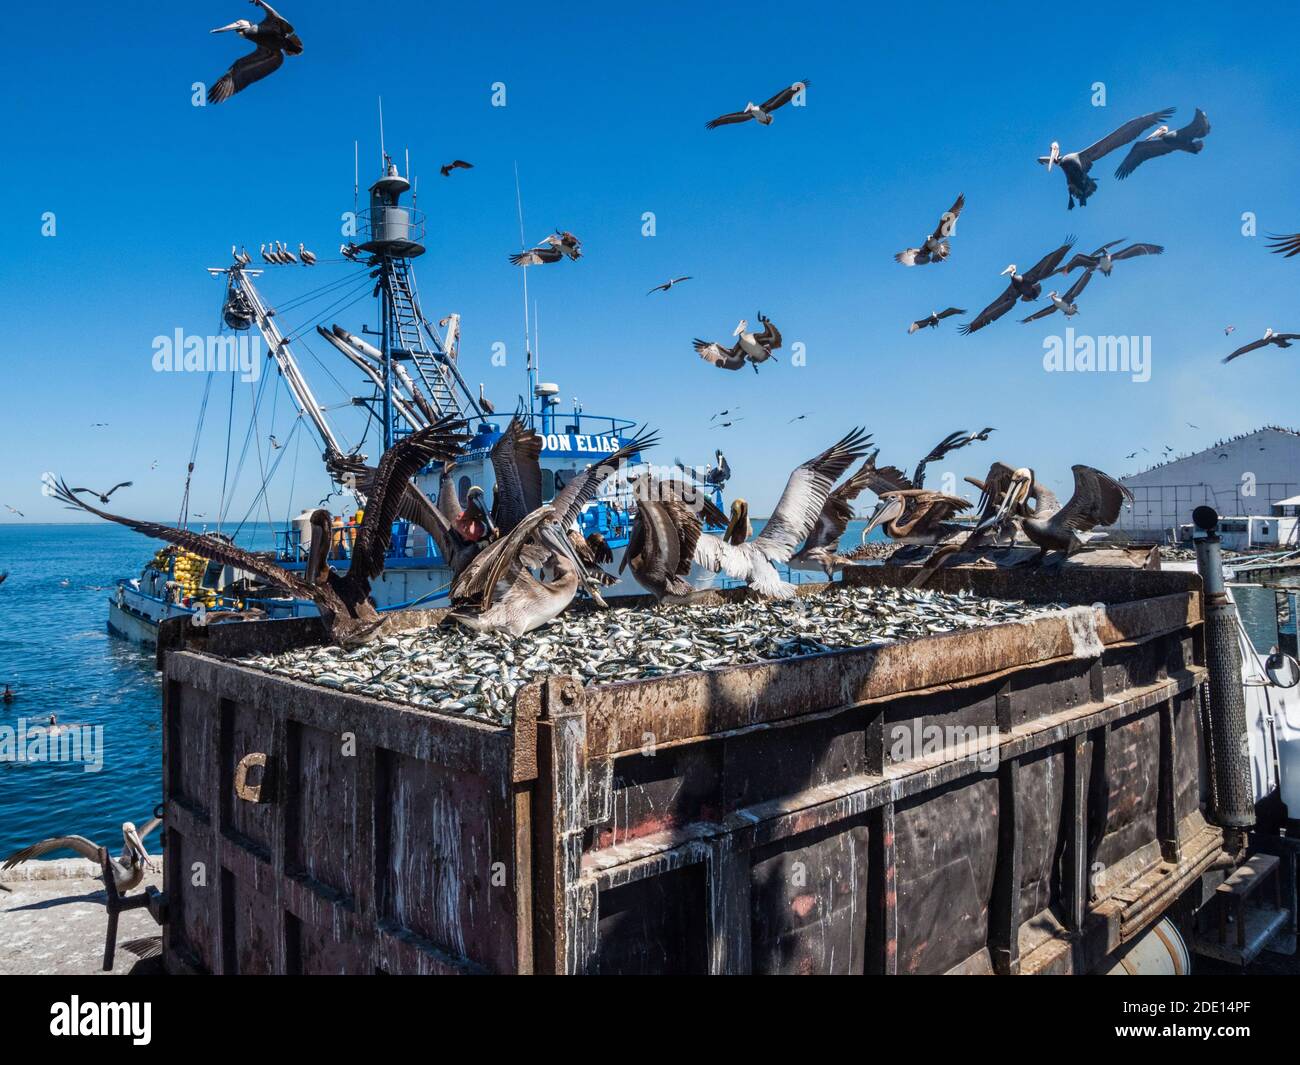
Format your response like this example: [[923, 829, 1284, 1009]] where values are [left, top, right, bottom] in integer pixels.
[[1222, 329, 1300, 364], [1114, 109, 1211, 181], [860, 430, 993, 540], [4, 817, 161, 894], [694, 313, 783, 373], [997, 465, 1133, 565], [706, 80, 809, 129], [960, 240, 1075, 334], [895, 194, 965, 266], [207, 1, 303, 104], [1038, 108, 1174, 208], [1057, 240, 1164, 277], [1020, 268, 1094, 322]]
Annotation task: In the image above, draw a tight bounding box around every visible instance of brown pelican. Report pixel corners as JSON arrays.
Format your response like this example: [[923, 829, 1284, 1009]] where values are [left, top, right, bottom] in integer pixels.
[[260, 243, 276, 264], [277, 241, 298, 264], [789, 459, 877, 576], [648, 276, 693, 294], [49, 420, 468, 645], [341, 242, 363, 262], [72, 482, 132, 505], [1115, 109, 1210, 180], [208, 1, 303, 105], [509, 231, 582, 266], [489, 417, 545, 534], [895, 194, 965, 266], [1058, 240, 1163, 276], [860, 430, 993, 540], [960, 240, 1076, 334], [908, 307, 965, 334], [694, 428, 872, 598], [694, 313, 782, 373], [722, 498, 751, 543], [1038, 108, 1174, 208], [706, 80, 809, 129], [999, 465, 1133, 565], [298, 242, 317, 265], [620, 480, 704, 600], [4, 818, 161, 894], [1020, 268, 1093, 322], [1222, 329, 1300, 364], [478, 383, 495, 416], [440, 160, 474, 177], [1267, 233, 1300, 258]]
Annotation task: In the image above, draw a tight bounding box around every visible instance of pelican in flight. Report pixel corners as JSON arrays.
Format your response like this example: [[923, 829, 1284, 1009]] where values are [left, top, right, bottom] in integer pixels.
[[693, 428, 873, 598], [4, 818, 161, 894], [895, 194, 965, 266], [908, 307, 965, 334], [648, 276, 693, 294], [694, 313, 782, 373], [860, 430, 991, 540], [1057, 240, 1163, 277], [49, 420, 469, 645], [1115, 109, 1211, 180], [706, 80, 809, 129], [440, 160, 474, 177], [996, 465, 1133, 566], [1038, 108, 1174, 208], [1266, 233, 1300, 258], [208, 1, 303, 105], [509, 231, 582, 266], [71, 482, 133, 505], [1021, 268, 1093, 322], [788, 459, 878, 576], [960, 240, 1075, 334], [1222, 329, 1300, 364], [620, 478, 705, 600]]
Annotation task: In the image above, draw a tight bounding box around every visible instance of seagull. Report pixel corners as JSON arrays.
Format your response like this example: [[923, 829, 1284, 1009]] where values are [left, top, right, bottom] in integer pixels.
[[1225, 325, 1236, 335], [706, 80, 809, 129], [207, 1, 303, 105], [908, 307, 966, 334], [269, 435, 281, 449], [1038, 108, 1174, 208], [73, 482, 133, 505], [1058, 240, 1163, 277], [960, 239, 1076, 334], [710, 420, 743, 429], [440, 160, 474, 177], [1021, 268, 1093, 322], [694, 313, 782, 373], [895, 194, 965, 266], [1115, 109, 1211, 180], [647, 276, 692, 294], [709, 408, 740, 421], [298, 242, 316, 265], [509, 231, 582, 266], [788, 413, 811, 424], [4, 505, 24, 517], [1267, 233, 1300, 258], [4, 818, 161, 894], [1222, 329, 1300, 364]]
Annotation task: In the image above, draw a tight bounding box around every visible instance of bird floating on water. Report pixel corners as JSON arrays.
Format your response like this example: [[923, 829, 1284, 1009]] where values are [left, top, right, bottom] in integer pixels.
[[1038, 108, 1174, 208], [706, 80, 809, 129], [207, 0, 303, 105], [4, 817, 161, 894], [648, 276, 692, 294], [1114, 109, 1211, 181], [694, 313, 782, 373], [908, 307, 965, 334], [510, 231, 582, 266], [960, 239, 1075, 334], [1222, 328, 1300, 364], [895, 194, 964, 266], [1058, 240, 1163, 277], [440, 160, 474, 177]]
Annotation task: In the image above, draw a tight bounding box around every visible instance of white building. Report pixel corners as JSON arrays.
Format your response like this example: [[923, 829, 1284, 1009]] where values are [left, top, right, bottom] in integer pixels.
[[1115, 426, 1300, 542]]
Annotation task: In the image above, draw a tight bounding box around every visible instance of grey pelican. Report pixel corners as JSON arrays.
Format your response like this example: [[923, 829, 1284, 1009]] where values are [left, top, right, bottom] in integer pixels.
[[298, 242, 317, 265], [4, 818, 161, 894], [999, 465, 1133, 566], [478, 383, 495, 416], [694, 313, 782, 373], [509, 231, 582, 266], [1058, 240, 1163, 277], [895, 194, 965, 266], [277, 241, 298, 264], [1115, 109, 1211, 180], [72, 482, 132, 505], [908, 307, 966, 334], [706, 80, 810, 129], [440, 160, 474, 177], [238, 245, 252, 265], [789, 459, 877, 576], [49, 419, 469, 645], [648, 276, 693, 294], [208, 0, 303, 104], [620, 480, 704, 600], [694, 428, 872, 598], [1222, 329, 1300, 364], [1020, 268, 1093, 322], [1267, 233, 1300, 258], [260, 243, 275, 264], [1038, 108, 1174, 208], [960, 240, 1076, 334]]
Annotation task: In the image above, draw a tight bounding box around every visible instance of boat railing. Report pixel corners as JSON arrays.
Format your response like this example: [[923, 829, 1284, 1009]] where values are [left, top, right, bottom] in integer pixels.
[[360, 205, 426, 246], [275, 523, 448, 568], [516, 411, 640, 439]]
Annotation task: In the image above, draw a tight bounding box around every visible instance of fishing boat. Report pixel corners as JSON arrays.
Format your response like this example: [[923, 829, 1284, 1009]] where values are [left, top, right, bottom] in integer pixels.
[[108, 150, 726, 644]]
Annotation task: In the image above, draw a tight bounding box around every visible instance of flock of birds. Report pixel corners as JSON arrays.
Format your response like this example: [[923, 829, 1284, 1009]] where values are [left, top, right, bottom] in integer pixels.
[[229, 241, 317, 266]]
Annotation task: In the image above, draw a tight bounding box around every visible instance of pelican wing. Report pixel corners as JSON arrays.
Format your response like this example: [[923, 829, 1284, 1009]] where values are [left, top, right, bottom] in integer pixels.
[[936, 307, 965, 320], [1023, 239, 1076, 283], [1114, 136, 1174, 179], [752, 428, 873, 563], [895, 247, 925, 267], [1078, 108, 1175, 164], [1020, 303, 1059, 323], [706, 111, 754, 129], [912, 429, 980, 489], [1063, 267, 1094, 303], [1223, 336, 1273, 363], [959, 286, 1017, 334], [1266, 232, 1300, 258], [859, 451, 914, 495], [208, 44, 285, 104], [1111, 242, 1164, 262], [510, 246, 563, 266], [47, 478, 313, 596], [1181, 108, 1211, 139], [490, 418, 544, 534], [454, 506, 557, 609], [551, 429, 659, 528], [799, 460, 877, 553], [929, 194, 965, 242], [760, 79, 810, 112], [695, 338, 746, 370], [137, 817, 163, 843], [4, 835, 102, 867], [753, 314, 782, 349], [435, 463, 462, 523], [1057, 252, 1099, 276], [1055, 466, 1133, 532]]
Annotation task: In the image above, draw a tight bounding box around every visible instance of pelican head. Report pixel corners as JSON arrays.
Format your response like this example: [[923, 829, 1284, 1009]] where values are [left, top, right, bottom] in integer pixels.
[[724, 498, 751, 544], [121, 822, 149, 866], [540, 521, 607, 608], [1001, 264, 1018, 278], [864, 495, 906, 537], [732, 320, 748, 337], [1047, 291, 1060, 301], [465, 485, 495, 537], [211, 19, 254, 34], [1264, 328, 1276, 340], [1046, 141, 1060, 171], [1146, 126, 1169, 140]]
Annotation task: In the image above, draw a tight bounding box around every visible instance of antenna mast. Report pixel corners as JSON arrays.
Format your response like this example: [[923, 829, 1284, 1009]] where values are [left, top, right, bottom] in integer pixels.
[[514, 162, 537, 424]]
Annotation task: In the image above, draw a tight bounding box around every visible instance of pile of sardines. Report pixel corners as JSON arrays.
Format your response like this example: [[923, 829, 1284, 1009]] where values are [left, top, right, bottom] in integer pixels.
[[238, 585, 1061, 724]]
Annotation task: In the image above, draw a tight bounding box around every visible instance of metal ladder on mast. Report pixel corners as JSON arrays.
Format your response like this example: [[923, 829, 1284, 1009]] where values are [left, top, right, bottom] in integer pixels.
[[384, 259, 464, 420]]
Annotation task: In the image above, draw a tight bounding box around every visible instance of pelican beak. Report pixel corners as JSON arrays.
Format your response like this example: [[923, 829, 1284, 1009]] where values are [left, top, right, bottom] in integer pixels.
[[123, 824, 150, 866], [733, 320, 747, 337], [1046, 142, 1059, 171], [211, 22, 241, 33], [1000, 265, 1016, 277], [863, 496, 903, 537]]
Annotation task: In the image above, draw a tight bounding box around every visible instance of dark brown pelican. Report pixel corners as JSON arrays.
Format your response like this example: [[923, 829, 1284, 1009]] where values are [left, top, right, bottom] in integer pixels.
[[908, 307, 965, 334], [1222, 329, 1300, 364], [208, 1, 303, 105], [488, 417, 545, 534], [1020, 268, 1093, 322], [694, 313, 782, 373], [1058, 240, 1163, 277], [4, 818, 161, 894], [648, 276, 693, 294], [620, 479, 705, 600], [1267, 233, 1300, 258], [789, 460, 877, 576], [509, 231, 582, 266], [895, 194, 964, 266], [999, 465, 1133, 565], [72, 482, 132, 505], [706, 80, 809, 129], [50, 420, 468, 645], [1038, 108, 1174, 208], [1115, 109, 1211, 180], [860, 430, 993, 540], [440, 160, 474, 177], [478, 383, 495, 416], [960, 240, 1076, 334], [694, 428, 872, 598], [297, 242, 317, 265]]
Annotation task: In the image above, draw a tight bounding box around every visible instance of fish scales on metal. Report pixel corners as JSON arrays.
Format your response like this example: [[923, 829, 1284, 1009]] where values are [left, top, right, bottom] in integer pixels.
[[237, 586, 1064, 725]]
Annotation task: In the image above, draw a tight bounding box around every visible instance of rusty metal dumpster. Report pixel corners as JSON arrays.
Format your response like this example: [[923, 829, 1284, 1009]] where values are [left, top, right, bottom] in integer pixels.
[[161, 565, 1222, 974]]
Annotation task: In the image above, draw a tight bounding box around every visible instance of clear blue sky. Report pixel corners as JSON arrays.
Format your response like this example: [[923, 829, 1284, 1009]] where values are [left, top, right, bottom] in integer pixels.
[[2, 0, 1298, 524]]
